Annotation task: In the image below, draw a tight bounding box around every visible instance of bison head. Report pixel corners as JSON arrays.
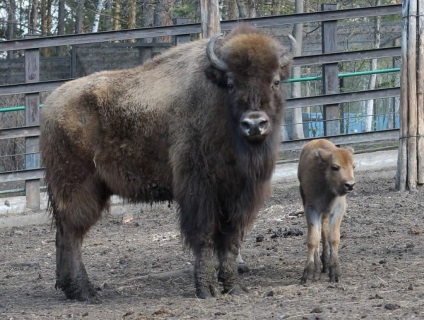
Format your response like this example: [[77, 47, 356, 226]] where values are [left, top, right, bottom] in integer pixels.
[[205, 26, 292, 144], [317, 147, 356, 196]]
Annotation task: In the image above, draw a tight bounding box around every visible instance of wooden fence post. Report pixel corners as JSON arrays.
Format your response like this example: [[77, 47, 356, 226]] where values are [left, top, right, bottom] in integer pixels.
[[396, 0, 423, 191], [24, 39, 41, 210], [173, 18, 191, 46], [321, 4, 340, 136]]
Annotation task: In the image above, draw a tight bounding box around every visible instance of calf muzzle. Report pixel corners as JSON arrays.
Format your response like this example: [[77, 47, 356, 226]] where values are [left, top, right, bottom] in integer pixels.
[[344, 181, 355, 192]]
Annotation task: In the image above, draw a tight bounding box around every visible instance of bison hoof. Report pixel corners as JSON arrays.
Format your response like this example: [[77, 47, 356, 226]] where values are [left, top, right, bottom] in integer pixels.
[[223, 283, 249, 295], [58, 279, 101, 303], [196, 285, 216, 299], [237, 263, 250, 274]]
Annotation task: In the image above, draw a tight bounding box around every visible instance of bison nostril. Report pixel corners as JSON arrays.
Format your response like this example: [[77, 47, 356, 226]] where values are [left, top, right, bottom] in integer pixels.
[[241, 120, 251, 131], [259, 119, 268, 128]]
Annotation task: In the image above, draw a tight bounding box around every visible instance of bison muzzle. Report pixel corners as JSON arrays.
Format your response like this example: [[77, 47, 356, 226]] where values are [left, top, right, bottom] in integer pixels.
[[40, 24, 292, 302]]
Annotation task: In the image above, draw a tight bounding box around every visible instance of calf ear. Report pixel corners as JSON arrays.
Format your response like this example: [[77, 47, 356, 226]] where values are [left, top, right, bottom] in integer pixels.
[[343, 146, 354, 154], [315, 148, 332, 164], [204, 65, 227, 88]]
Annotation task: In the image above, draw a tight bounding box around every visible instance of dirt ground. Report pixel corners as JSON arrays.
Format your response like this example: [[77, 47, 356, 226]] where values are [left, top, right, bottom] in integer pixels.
[[1, 166, 424, 320]]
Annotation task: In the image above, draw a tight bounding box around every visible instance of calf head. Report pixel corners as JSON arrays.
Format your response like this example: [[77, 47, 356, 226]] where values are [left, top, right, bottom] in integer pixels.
[[317, 147, 356, 196], [205, 25, 292, 144]]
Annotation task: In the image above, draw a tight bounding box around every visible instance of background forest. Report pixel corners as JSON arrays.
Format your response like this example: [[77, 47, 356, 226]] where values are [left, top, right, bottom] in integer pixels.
[[0, 0, 401, 41], [0, 0, 402, 174]]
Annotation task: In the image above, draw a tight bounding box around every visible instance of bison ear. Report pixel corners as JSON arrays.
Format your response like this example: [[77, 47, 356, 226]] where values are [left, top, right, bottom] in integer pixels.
[[315, 148, 332, 164], [343, 146, 354, 154], [204, 65, 227, 88]]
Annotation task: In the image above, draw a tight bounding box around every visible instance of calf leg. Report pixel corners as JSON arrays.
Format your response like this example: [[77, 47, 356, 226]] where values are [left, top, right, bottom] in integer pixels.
[[328, 208, 344, 283], [301, 206, 321, 284], [321, 215, 330, 273], [53, 176, 110, 302], [236, 247, 250, 274]]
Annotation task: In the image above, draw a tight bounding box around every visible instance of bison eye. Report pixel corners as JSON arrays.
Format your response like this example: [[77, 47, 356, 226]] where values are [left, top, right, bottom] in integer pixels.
[[331, 165, 340, 171], [274, 80, 280, 86], [227, 83, 235, 92]]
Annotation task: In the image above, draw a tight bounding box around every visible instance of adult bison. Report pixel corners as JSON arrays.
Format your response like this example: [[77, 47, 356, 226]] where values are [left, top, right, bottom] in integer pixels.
[[40, 24, 292, 302], [298, 139, 355, 284]]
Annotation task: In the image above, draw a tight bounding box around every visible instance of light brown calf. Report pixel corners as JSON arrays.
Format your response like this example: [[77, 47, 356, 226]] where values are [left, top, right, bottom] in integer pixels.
[[298, 139, 355, 284]]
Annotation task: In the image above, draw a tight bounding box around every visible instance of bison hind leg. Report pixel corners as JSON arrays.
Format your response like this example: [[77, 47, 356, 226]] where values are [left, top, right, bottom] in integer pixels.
[[53, 177, 110, 303]]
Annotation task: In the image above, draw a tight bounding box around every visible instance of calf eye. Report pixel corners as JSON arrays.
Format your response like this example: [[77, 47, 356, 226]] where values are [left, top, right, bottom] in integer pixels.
[[227, 83, 234, 92], [331, 165, 340, 171]]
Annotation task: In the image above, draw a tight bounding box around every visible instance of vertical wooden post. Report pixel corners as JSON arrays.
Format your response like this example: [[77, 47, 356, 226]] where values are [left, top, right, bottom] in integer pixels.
[[25, 44, 41, 210], [396, 0, 423, 191], [200, 0, 220, 38], [417, 0, 424, 184], [321, 4, 340, 136], [173, 18, 191, 46]]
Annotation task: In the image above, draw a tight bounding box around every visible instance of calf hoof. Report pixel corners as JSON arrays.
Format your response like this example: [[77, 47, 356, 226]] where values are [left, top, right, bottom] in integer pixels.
[[196, 285, 217, 299], [301, 262, 318, 284], [223, 283, 249, 295], [329, 267, 341, 283]]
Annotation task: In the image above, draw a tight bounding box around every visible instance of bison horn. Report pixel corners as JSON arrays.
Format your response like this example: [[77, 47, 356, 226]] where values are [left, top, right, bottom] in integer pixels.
[[206, 34, 228, 72], [280, 34, 296, 67]]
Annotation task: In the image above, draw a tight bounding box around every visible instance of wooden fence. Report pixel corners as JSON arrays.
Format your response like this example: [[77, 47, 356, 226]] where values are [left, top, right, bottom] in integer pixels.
[[0, 4, 402, 210]]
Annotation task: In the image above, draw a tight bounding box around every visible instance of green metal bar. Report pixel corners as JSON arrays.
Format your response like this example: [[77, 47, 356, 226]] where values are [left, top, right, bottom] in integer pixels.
[[284, 67, 400, 83], [0, 104, 43, 113], [339, 67, 400, 78], [0, 68, 401, 113]]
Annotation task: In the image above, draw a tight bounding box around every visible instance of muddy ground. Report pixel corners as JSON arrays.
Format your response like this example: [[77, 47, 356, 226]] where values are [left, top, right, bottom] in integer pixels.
[[1, 166, 424, 320]]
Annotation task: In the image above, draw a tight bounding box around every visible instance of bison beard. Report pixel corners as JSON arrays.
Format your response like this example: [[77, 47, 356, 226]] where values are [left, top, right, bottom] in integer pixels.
[[40, 24, 291, 302]]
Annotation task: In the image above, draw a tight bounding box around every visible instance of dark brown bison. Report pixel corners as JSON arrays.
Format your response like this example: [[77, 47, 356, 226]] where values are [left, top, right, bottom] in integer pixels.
[[40, 24, 292, 302], [297, 139, 355, 284]]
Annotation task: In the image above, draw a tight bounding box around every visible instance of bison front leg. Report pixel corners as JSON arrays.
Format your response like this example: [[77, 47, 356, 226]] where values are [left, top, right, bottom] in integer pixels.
[[217, 242, 248, 295], [301, 207, 321, 284], [193, 243, 217, 299]]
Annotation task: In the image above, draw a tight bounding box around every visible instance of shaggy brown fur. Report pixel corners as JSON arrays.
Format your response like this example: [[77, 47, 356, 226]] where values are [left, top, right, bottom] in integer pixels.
[[40, 24, 291, 302], [297, 139, 355, 284]]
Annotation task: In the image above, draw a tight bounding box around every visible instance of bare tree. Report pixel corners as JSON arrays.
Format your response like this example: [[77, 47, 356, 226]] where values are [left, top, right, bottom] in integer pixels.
[[113, 0, 121, 31], [92, 0, 105, 32], [365, 0, 381, 132], [29, 0, 39, 34], [200, 0, 220, 38], [6, 0, 16, 58], [75, 0, 85, 33], [236, 0, 248, 18], [289, 0, 304, 139]]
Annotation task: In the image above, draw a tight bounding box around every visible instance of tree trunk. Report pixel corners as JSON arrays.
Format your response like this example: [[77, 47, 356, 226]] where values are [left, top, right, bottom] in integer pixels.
[[236, 0, 248, 18], [365, 0, 381, 132], [75, 0, 85, 34], [29, 0, 39, 34], [290, 0, 304, 140], [200, 0, 220, 38], [92, 0, 105, 32], [41, 0, 47, 35], [139, 0, 155, 64], [6, 0, 16, 58], [113, 0, 121, 31]]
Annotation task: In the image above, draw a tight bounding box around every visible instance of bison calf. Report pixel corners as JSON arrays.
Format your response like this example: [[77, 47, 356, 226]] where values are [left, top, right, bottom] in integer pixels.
[[298, 139, 355, 284]]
